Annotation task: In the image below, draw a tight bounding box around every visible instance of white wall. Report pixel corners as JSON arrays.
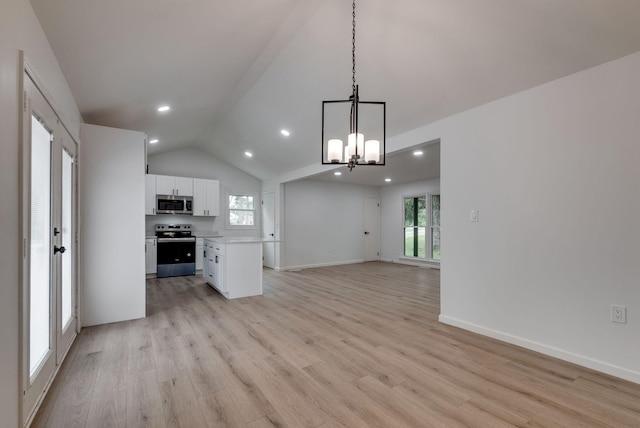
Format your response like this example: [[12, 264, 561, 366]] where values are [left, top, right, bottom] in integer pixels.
[[392, 52, 640, 383], [284, 179, 379, 269], [0, 2, 82, 426], [380, 179, 440, 263], [80, 124, 146, 326], [147, 148, 262, 237]]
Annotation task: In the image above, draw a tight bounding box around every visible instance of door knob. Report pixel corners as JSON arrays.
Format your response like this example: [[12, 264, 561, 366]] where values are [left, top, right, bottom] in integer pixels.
[[364, 231, 370, 235], [269, 233, 274, 237], [53, 227, 60, 236], [54, 245, 66, 254]]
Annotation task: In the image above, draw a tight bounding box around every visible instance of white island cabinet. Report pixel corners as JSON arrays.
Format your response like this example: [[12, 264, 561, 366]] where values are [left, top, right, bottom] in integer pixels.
[[145, 237, 157, 274], [203, 238, 262, 299]]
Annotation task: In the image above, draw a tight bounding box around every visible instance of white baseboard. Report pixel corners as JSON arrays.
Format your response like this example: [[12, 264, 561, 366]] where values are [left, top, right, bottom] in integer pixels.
[[281, 259, 364, 271], [381, 257, 441, 270], [439, 315, 640, 385]]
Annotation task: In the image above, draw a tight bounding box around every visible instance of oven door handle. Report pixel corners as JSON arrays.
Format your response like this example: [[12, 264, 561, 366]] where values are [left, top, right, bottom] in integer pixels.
[[157, 238, 196, 243]]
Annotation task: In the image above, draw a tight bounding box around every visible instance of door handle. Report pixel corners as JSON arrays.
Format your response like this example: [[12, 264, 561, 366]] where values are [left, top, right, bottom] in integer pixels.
[[364, 231, 370, 235], [269, 233, 274, 237], [53, 227, 60, 236], [54, 245, 66, 254]]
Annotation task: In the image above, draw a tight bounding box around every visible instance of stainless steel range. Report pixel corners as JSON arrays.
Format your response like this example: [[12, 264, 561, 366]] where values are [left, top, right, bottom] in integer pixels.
[[156, 224, 196, 278]]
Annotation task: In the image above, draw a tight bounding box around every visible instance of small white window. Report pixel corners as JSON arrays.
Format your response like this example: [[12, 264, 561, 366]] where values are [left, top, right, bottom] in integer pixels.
[[227, 192, 258, 229]]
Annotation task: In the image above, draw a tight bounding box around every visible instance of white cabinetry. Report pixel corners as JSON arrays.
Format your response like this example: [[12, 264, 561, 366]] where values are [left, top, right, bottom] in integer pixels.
[[145, 238, 157, 274], [204, 238, 262, 299], [204, 241, 215, 285], [156, 174, 193, 196], [145, 174, 157, 215], [196, 238, 204, 271], [193, 178, 220, 216]]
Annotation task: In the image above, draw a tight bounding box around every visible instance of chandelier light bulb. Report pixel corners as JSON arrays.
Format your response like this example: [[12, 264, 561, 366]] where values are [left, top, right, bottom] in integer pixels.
[[328, 139, 343, 163], [365, 140, 380, 163], [348, 133, 364, 158]]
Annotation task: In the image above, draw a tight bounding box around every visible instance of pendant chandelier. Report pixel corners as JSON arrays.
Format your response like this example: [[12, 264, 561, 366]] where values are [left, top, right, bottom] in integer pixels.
[[322, 0, 386, 171]]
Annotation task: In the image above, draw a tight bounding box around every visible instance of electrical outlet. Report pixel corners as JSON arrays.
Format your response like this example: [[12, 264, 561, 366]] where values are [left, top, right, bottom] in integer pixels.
[[611, 305, 627, 324]]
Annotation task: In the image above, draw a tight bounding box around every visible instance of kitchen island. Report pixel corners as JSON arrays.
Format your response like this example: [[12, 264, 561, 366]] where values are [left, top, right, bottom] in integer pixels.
[[203, 237, 263, 299]]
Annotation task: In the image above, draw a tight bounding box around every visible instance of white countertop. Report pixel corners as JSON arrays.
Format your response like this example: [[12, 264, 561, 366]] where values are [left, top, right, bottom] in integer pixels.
[[206, 237, 264, 244]]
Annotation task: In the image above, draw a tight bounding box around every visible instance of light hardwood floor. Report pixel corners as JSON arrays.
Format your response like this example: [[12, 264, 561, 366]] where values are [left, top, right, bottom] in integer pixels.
[[33, 262, 640, 427]]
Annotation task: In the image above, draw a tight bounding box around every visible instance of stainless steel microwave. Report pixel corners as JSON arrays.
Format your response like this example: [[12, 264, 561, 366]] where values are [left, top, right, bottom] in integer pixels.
[[156, 195, 193, 215]]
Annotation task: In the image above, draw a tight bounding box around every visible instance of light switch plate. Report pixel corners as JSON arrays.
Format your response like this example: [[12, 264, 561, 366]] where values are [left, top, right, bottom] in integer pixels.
[[470, 210, 479, 222]]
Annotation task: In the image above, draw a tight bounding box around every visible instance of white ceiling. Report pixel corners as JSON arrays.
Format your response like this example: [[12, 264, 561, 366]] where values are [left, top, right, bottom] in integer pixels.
[[31, 0, 640, 184]]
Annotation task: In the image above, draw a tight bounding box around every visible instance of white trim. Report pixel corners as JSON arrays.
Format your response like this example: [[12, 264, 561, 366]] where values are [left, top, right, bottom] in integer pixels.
[[225, 189, 259, 230], [281, 259, 364, 271], [382, 257, 441, 269], [439, 315, 640, 385]]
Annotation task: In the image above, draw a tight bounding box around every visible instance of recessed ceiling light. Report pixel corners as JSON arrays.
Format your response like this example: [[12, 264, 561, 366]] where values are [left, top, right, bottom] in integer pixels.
[[245, 151, 253, 157], [280, 129, 290, 137], [157, 105, 170, 112], [334, 171, 342, 176], [385, 178, 392, 182], [413, 150, 424, 156], [149, 139, 159, 144]]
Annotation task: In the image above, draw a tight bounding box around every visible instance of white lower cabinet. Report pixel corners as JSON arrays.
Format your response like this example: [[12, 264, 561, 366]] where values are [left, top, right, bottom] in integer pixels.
[[204, 241, 215, 285], [204, 238, 262, 299], [145, 238, 157, 274], [196, 238, 203, 270]]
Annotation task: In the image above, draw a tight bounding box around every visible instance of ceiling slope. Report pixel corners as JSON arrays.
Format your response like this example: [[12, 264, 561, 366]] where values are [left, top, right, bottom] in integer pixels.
[[32, 0, 640, 182]]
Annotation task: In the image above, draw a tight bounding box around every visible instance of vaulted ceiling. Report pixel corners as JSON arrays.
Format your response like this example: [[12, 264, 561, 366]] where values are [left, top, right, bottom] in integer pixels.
[[31, 0, 640, 184]]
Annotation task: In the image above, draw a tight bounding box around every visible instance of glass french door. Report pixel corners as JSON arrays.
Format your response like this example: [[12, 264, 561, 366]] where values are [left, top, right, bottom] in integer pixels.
[[22, 72, 78, 424]]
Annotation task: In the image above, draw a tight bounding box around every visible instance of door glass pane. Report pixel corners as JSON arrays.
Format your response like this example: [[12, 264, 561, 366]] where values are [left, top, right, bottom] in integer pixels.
[[430, 195, 441, 260], [431, 195, 440, 226], [30, 116, 51, 377], [431, 227, 441, 260], [61, 150, 73, 330]]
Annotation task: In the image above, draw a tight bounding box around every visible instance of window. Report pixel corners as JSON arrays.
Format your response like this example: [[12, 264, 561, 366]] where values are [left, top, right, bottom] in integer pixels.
[[404, 196, 426, 258], [430, 194, 440, 260], [403, 194, 440, 260], [228, 192, 257, 228]]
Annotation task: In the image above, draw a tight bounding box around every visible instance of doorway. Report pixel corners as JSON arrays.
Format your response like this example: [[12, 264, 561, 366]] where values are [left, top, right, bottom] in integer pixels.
[[21, 70, 78, 425]]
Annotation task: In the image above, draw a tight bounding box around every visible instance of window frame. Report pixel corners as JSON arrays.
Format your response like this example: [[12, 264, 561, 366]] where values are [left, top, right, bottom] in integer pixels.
[[402, 194, 427, 259], [401, 192, 440, 262], [226, 190, 259, 230]]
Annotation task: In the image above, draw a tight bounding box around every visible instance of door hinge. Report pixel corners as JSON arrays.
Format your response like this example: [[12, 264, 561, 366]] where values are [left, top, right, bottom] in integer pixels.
[[23, 91, 27, 112], [23, 238, 26, 259]]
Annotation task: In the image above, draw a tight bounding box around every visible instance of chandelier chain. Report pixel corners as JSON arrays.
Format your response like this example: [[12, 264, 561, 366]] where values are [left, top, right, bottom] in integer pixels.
[[352, 0, 356, 95]]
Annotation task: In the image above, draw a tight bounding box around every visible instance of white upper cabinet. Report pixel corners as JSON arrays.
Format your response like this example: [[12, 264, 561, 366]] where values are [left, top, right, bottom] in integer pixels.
[[156, 174, 193, 196], [145, 174, 157, 215], [193, 178, 220, 216]]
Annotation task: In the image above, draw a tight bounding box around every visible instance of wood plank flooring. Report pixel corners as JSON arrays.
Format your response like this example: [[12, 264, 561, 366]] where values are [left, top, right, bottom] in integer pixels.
[[32, 262, 640, 427]]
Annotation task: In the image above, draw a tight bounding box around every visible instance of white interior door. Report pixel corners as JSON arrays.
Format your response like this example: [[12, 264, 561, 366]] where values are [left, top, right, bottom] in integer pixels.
[[363, 197, 380, 261], [22, 72, 78, 424], [56, 128, 78, 364], [262, 192, 275, 268]]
